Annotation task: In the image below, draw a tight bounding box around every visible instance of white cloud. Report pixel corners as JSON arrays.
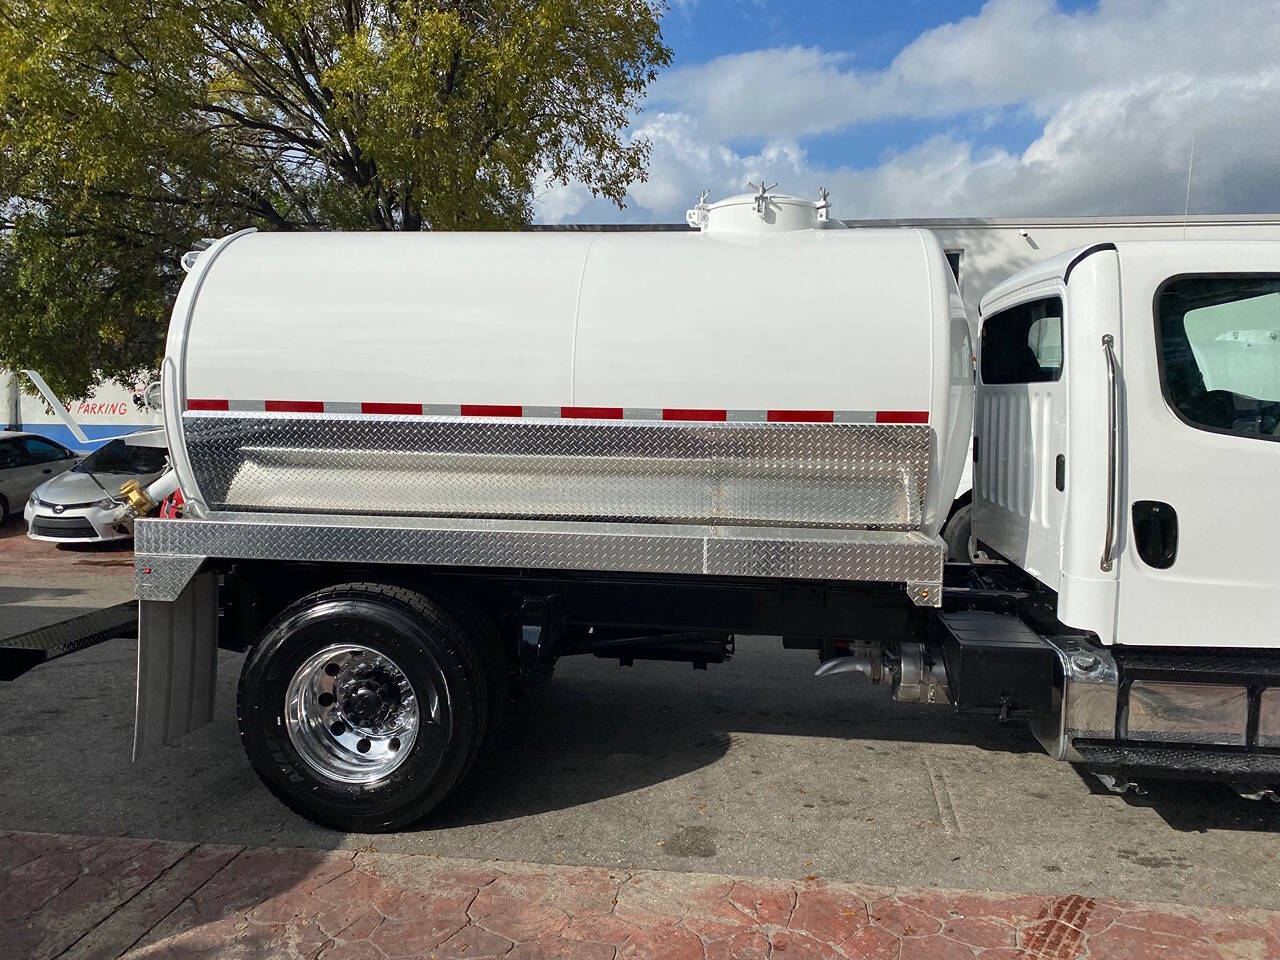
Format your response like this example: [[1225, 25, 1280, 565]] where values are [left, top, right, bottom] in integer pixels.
[[535, 0, 1280, 223], [651, 0, 1280, 140]]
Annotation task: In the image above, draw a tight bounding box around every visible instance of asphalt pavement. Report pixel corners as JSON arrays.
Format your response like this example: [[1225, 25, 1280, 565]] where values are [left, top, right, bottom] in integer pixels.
[[1, 630, 1278, 912], [0, 514, 133, 639]]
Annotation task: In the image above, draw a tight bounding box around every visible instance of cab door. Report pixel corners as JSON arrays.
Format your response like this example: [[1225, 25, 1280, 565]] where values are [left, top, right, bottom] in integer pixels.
[[973, 294, 1069, 589], [1114, 245, 1280, 648]]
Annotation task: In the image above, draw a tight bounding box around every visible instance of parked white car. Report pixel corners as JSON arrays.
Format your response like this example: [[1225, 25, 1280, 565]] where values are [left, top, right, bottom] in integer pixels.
[[0, 431, 81, 520], [25, 429, 168, 542]]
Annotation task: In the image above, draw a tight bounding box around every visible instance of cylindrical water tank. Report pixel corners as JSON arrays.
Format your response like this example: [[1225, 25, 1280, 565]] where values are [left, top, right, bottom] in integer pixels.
[[162, 192, 973, 538]]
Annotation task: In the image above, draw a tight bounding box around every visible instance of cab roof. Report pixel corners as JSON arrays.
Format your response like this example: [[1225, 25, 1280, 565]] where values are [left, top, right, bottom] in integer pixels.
[[979, 244, 1109, 317], [979, 238, 1280, 317]]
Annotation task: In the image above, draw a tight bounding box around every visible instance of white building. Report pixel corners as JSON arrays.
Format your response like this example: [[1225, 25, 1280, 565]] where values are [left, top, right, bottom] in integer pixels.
[[843, 213, 1280, 319], [2, 372, 158, 449]]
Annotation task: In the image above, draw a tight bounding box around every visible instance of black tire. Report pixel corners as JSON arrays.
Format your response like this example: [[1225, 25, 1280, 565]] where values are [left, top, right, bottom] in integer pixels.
[[237, 582, 491, 832], [0, 494, 9, 520], [427, 589, 509, 748], [942, 502, 974, 562]]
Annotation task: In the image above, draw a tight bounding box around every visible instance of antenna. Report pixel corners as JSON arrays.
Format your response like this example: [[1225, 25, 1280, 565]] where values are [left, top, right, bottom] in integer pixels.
[[1182, 127, 1197, 240]]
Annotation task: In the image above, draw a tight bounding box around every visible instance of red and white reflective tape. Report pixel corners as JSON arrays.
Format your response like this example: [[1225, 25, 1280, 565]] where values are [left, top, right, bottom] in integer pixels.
[[185, 399, 927, 425]]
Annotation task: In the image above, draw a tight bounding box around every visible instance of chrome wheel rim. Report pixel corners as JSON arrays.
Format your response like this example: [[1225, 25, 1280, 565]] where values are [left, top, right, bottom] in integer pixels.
[[284, 643, 427, 784]]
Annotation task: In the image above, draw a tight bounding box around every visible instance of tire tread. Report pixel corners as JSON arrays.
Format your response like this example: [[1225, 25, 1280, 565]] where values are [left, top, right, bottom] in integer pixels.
[[236, 581, 492, 831]]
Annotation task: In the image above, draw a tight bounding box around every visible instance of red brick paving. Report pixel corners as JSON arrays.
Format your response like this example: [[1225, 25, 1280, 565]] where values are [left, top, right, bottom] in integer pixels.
[[1, 831, 1277, 959]]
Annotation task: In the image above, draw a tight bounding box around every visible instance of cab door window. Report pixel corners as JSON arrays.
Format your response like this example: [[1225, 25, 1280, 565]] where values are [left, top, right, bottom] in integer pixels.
[[1156, 276, 1280, 441], [980, 297, 1064, 384]]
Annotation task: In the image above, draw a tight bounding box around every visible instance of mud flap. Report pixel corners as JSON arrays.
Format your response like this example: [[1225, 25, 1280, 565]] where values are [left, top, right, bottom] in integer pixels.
[[133, 571, 219, 759]]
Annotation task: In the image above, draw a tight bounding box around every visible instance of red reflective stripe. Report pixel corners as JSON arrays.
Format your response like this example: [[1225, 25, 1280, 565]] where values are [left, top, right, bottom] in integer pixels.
[[662, 408, 727, 421], [361, 402, 423, 416], [264, 400, 324, 413], [461, 404, 523, 417], [766, 410, 835, 423], [876, 410, 929, 424], [560, 406, 624, 419], [190, 400, 892, 422]]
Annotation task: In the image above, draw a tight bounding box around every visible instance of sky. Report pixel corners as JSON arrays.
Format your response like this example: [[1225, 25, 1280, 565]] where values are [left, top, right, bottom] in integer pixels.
[[535, 0, 1280, 224]]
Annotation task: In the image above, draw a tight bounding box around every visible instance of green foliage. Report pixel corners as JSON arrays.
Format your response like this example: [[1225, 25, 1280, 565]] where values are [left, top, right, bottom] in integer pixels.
[[0, 0, 671, 395]]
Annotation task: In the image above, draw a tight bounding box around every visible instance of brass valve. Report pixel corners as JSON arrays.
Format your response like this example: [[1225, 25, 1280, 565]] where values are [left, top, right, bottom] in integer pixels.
[[118, 478, 159, 516]]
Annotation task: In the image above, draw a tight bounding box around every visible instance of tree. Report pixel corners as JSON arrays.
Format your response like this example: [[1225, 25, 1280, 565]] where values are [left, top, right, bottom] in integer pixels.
[[0, 0, 671, 396]]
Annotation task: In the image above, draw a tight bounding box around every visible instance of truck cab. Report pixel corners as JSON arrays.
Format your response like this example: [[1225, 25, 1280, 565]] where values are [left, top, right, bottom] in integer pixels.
[[973, 242, 1280, 783]]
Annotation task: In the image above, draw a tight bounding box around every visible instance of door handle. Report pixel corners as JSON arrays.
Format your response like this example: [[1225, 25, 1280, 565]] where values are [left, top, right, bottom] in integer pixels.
[[1100, 334, 1120, 572]]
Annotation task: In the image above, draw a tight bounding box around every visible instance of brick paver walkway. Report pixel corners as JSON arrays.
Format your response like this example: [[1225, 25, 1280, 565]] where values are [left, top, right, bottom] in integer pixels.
[[2, 831, 1276, 959]]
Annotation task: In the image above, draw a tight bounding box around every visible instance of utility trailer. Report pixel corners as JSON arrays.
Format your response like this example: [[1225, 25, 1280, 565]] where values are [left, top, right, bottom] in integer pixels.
[[130, 189, 1280, 830]]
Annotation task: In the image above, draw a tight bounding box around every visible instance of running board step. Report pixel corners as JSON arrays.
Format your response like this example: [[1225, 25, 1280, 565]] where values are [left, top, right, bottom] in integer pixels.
[[1112, 647, 1280, 685], [1074, 740, 1280, 783]]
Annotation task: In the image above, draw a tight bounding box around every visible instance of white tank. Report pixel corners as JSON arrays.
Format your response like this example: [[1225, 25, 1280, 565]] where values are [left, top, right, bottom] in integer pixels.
[[162, 189, 973, 538]]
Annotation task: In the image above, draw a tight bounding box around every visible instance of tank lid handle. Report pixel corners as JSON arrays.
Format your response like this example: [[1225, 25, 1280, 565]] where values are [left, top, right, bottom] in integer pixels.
[[685, 189, 711, 230]]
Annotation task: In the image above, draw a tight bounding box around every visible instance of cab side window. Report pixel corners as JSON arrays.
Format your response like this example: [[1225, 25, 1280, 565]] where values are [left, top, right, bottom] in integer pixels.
[[981, 297, 1064, 385], [22, 437, 71, 463], [1157, 276, 1280, 441]]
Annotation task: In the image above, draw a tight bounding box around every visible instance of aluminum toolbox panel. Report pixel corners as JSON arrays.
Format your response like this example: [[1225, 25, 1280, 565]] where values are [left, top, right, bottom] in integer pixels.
[[135, 513, 943, 604], [181, 414, 931, 531]]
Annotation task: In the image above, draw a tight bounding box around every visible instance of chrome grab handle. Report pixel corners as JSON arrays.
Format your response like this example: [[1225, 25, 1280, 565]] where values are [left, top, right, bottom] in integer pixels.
[[1100, 334, 1119, 572]]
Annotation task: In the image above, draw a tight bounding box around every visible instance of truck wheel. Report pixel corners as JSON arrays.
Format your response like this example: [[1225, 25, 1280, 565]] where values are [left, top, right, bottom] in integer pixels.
[[942, 502, 974, 562], [237, 583, 490, 832]]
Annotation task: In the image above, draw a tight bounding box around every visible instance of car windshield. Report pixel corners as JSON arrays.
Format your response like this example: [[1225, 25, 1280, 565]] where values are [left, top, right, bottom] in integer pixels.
[[72, 438, 168, 475]]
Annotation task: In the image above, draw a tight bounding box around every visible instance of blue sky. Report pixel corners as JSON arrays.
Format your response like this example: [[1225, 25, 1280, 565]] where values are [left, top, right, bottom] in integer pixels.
[[664, 0, 997, 170], [536, 0, 1280, 224]]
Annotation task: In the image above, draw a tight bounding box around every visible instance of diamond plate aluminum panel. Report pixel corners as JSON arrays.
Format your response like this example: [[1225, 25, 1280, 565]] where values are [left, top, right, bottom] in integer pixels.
[[135, 555, 208, 602], [135, 514, 943, 603], [182, 414, 930, 530], [706, 532, 938, 584]]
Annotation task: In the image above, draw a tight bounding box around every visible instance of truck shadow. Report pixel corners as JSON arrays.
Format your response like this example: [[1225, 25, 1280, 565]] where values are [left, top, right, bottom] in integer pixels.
[[433, 647, 1278, 834], [3, 639, 1274, 846], [1067, 763, 1280, 832], [434, 649, 1041, 828]]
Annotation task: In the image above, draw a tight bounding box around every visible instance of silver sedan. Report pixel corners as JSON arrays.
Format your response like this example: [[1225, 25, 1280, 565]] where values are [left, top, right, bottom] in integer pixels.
[[25, 429, 168, 542]]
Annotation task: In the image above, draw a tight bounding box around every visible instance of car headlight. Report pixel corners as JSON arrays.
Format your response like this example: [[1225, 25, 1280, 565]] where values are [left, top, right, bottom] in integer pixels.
[[29, 492, 40, 506], [96, 498, 118, 510]]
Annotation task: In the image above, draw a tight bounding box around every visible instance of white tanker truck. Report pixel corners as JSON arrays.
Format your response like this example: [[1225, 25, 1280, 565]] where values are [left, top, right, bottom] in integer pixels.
[[130, 188, 1280, 830]]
